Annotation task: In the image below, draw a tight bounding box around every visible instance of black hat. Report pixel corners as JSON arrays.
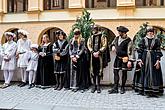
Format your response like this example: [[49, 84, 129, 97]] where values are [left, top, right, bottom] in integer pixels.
[[55, 30, 67, 39], [117, 26, 129, 33], [73, 28, 81, 35]]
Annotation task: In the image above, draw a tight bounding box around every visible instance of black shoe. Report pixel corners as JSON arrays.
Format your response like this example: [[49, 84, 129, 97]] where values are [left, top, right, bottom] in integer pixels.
[[97, 87, 101, 93], [32, 83, 35, 88], [80, 89, 85, 93], [120, 87, 125, 94], [108, 88, 118, 94], [146, 94, 159, 98], [146, 94, 153, 98], [152, 94, 159, 98], [57, 85, 63, 91], [91, 87, 97, 93], [54, 84, 59, 90], [137, 91, 145, 96], [64, 88, 70, 91], [19, 82, 27, 87], [18, 82, 24, 87], [28, 84, 35, 89], [72, 88, 78, 92]]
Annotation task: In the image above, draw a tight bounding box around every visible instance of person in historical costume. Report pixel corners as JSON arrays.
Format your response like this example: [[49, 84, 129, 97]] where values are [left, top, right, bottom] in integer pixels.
[[69, 29, 89, 92], [17, 29, 31, 87], [108, 26, 134, 94], [87, 26, 107, 93], [53, 31, 69, 90], [26, 44, 39, 89], [35, 34, 55, 89], [0, 44, 3, 66], [136, 26, 164, 98], [0, 32, 17, 89]]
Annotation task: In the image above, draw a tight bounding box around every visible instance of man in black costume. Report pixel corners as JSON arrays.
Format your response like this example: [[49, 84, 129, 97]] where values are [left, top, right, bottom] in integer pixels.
[[53, 31, 69, 90], [108, 26, 133, 94], [87, 26, 107, 93]]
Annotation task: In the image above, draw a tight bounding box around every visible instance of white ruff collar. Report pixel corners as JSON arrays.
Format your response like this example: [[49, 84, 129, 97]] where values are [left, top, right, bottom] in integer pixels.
[[146, 35, 155, 39]]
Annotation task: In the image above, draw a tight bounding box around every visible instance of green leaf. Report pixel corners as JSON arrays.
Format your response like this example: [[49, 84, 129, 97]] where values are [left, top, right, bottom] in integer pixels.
[[68, 9, 94, 43]]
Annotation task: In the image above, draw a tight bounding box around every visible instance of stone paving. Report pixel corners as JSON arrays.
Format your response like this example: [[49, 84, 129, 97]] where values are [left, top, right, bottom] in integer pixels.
[[0, 83, 165, 110]]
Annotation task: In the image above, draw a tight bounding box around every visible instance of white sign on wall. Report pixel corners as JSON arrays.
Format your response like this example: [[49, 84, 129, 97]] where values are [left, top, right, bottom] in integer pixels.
[[117, 0, 135, 6], [69, 0, 85, 8]]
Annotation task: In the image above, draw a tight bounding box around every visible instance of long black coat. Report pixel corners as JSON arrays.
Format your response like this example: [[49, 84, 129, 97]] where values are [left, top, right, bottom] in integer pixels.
[[36, 43, 56, 86], [137, 37, 163, 94]]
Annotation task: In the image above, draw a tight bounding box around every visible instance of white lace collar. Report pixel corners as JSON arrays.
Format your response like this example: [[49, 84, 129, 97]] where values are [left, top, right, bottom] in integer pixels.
[[43, 42, 51, 46]]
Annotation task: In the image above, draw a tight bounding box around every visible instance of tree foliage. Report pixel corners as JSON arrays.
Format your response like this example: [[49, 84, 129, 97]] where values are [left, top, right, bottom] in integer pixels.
[[68, 9, 95, 42], [133, 22, 165, 49]]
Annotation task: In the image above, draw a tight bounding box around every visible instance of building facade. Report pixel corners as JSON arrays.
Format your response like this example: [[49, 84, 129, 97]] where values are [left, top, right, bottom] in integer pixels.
[[0, 0, 165, 84]]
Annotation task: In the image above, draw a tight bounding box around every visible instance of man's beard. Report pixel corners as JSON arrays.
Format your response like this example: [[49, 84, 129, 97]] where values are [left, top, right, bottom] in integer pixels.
[[121, 34, 127, 38]]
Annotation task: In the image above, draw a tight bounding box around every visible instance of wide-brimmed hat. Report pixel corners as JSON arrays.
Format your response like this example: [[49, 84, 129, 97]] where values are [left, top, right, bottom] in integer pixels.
[[117, 26, 129, 33], [4, 32, 16, 38], [30, 44, 38, 49], [18, 29, 29, 36]]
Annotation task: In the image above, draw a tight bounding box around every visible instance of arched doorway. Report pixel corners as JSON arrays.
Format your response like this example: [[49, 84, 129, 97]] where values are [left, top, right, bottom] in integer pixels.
[[38, 27, 66, 45], [99, 26, 116, 45], [1, 28, 19, 44], [133, 24, 165, 49]]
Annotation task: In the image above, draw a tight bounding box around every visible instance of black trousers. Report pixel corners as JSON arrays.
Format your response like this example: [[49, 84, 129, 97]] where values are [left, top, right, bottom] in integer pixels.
[[113, 57, 128, 88], [92, 56, 101, 87]]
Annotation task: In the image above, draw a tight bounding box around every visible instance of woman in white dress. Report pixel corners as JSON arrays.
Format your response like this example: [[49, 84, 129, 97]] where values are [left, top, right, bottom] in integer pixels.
[[0, 32, 17, 89], [26, 44, 39, 89], [17, 29, 31, 87]]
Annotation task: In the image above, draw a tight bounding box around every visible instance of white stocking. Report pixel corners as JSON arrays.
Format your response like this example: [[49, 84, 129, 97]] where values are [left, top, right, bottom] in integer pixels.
[[21, 68, 27, 82], [3, 70, 9, 84], [29, 71, 33, 84], [6, 70, 14, 84], [32, 71, 36, 84]]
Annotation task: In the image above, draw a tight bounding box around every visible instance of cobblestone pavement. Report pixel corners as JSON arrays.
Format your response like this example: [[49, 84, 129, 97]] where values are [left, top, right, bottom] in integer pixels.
[[0, 83, 165, 110]]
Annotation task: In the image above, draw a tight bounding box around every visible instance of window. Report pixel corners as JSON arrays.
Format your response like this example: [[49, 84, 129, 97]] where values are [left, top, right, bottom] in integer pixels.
[[44, 0, 64, 10], [85, 0, 116, 8], [7, 0, 28, 13], [136, 0, 165, 7]]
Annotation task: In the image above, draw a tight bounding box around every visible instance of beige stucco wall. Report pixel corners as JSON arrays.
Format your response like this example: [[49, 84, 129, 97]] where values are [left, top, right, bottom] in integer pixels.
[[0, 0, 165, 84], [0, 18, 165, 43], [1, 7, 165, 42]]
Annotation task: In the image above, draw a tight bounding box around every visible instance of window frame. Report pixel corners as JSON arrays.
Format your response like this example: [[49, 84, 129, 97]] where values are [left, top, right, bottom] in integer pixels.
[[7, 0, 28, 13], [44, 0, 64, 10], [85, 0, 117, 9], [135, 0, 165, 7]]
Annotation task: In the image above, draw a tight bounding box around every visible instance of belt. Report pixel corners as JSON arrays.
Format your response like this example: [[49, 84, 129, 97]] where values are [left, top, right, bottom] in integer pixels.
[[19, 52, 26, 54]]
